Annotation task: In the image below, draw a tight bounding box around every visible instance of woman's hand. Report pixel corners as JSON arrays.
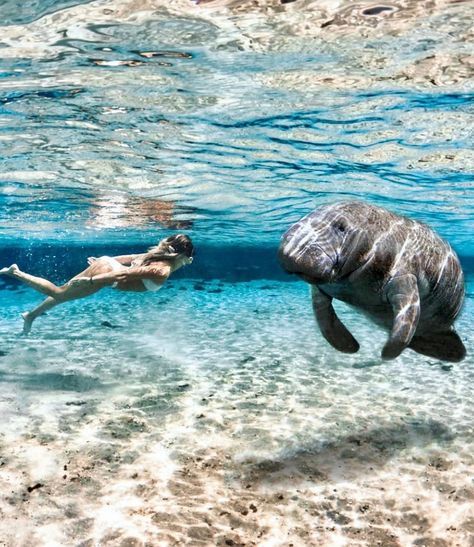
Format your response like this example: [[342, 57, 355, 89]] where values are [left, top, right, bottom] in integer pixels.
[[87, 257, 97, 265]]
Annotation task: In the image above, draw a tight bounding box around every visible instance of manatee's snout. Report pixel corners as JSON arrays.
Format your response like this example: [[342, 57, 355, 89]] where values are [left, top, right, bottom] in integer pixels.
[[278, 222, 335, 284], [277, 242, 298, 274]]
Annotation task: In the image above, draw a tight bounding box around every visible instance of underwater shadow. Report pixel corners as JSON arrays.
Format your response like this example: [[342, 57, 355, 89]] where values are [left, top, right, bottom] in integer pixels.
[[0, 370, 107, 392], [241, 418, 454, 484]]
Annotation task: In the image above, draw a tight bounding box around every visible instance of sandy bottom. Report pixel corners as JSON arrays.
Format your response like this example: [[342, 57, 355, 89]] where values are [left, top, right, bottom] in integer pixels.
[[0, 279, 473, 546]]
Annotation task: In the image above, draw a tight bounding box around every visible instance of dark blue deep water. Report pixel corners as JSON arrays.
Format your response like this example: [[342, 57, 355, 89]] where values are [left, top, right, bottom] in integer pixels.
[[0, 1, 473, 545]]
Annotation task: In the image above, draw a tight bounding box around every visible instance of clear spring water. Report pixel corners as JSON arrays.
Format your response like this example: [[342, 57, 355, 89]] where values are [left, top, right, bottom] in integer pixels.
[[0, 1, 473, 545]]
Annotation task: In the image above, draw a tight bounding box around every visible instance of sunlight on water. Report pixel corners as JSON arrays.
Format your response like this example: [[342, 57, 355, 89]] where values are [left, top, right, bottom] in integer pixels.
[[0, 0, 473, 545]]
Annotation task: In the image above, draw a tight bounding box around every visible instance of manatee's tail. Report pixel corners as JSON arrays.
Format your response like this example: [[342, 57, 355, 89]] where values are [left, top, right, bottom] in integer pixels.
[[409, 330, 466, 362]]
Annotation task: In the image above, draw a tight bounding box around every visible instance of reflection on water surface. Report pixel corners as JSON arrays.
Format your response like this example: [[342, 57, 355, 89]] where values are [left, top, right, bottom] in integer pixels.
[[0, 0, 472, 248]]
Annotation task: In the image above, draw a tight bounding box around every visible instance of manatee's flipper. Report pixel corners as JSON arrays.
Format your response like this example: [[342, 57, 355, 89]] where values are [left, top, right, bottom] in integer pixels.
[[382, 274, 420, 360], [409, 330, 466, 362], [311, 286, 359, 353]]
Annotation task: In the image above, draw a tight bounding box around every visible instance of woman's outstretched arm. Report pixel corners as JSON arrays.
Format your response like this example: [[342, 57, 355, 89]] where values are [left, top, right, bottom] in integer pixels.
[[111, 253, 146, 265], [87, 253, 146, 266], [72, 264, 170, 290]]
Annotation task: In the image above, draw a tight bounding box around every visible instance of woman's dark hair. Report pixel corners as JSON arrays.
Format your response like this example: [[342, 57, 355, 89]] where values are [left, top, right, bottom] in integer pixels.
[[142, 234, 194, 265]]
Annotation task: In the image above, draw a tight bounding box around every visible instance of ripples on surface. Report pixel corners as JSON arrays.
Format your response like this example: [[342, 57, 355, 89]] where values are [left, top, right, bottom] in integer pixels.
[[0, 0, 473, 250]]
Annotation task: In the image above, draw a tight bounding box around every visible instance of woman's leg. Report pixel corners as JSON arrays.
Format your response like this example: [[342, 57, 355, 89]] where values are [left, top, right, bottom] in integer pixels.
[[1, 264, 67, 298], [1, 259, 119, 300], [21, 297, 58, 335], [3, 258, 125, 333]]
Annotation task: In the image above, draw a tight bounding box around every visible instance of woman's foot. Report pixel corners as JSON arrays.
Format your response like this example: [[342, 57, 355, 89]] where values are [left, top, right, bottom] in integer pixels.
[[21, 312, 34, 335], [0, 264, 19, 276]]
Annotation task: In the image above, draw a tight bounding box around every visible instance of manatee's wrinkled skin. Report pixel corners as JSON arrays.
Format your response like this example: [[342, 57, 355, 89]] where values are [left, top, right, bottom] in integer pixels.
[[278, 201, 466, 362]]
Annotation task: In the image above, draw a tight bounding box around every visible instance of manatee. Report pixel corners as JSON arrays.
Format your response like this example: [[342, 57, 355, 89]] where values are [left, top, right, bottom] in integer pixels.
[[278, 201, 466, 362]]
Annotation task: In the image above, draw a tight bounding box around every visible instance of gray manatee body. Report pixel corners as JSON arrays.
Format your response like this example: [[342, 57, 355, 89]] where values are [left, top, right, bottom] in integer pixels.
[[278, 201, 466, 362]]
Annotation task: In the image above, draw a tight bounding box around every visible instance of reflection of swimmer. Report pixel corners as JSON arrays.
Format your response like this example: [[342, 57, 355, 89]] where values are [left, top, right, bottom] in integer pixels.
[[0, 234, 193, 335], [89, 193, 193, 231]]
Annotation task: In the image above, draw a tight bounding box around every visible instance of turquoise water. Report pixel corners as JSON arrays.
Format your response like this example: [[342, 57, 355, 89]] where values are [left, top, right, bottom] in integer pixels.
[[0, 1, 473, 545]]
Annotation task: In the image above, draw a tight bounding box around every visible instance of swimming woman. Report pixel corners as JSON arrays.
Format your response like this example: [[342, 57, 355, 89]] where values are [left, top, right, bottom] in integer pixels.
[[0, 234, 193, 334]]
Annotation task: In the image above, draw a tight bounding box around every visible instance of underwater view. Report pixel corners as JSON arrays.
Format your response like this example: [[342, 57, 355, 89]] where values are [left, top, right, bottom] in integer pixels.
[[0, 0, 473, 545]]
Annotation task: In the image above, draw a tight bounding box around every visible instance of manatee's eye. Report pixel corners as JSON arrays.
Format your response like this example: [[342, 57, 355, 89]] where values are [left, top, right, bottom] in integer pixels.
[[334, 221, 346, 233]]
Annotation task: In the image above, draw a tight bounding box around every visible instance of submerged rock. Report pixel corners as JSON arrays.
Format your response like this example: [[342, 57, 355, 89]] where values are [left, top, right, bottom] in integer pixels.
[[26, 483, 44, 493], [100, 320, 120, 329], [194, 284, 206, 291]]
